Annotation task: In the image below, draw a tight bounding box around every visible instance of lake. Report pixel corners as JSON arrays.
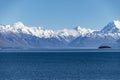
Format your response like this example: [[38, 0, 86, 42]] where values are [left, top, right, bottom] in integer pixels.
[[0, 49, 120, 80]]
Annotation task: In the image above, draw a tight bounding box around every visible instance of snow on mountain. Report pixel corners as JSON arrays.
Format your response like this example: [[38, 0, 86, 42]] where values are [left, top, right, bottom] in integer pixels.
[[69, 20, 120, 48], [54, 26, 94, 42], [101, 20, 120, 33], [74, 26, 94, 35], [13, 22, 25, 28], [0, 22, 93, 40], [0, 22, 55, 38], [0, 22, 94, 49], [0, 20, 120, 49]]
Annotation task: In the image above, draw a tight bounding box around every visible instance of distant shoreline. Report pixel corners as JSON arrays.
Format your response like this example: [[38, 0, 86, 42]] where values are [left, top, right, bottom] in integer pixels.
[[0, 49, 120, 52]]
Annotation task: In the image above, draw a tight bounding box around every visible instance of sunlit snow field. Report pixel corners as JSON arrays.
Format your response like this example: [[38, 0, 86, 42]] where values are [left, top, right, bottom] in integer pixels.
[[0, 49, 120, 80]]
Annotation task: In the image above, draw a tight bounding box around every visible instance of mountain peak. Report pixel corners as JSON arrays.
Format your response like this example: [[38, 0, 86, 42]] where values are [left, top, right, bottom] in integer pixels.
[[13, 22, 25, 28], [74, 26, 89, 31], [113, 20, 120, 29], [101, 20, 120, 33], [74, 26, 83, 30], [74, 26, 95, 35]]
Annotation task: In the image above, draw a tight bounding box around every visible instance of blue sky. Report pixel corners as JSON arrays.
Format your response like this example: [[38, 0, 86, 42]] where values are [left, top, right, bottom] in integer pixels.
[[0, 0, 120, 30]]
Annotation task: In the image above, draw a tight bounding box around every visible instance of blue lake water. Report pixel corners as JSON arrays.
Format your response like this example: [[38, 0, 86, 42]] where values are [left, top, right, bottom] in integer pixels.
[[0, 50, 120, 80]]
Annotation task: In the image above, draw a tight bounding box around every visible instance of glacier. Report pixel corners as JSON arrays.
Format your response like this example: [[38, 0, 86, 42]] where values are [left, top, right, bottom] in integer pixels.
[[0, 20, 120, 49]]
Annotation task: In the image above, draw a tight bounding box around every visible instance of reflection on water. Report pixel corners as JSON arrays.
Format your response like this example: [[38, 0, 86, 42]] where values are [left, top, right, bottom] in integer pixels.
[[0, 50, 120, 80]]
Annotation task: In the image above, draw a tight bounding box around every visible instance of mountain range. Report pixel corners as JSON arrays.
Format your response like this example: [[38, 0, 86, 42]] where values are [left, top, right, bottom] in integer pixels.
[[0, 20, 120, 49]]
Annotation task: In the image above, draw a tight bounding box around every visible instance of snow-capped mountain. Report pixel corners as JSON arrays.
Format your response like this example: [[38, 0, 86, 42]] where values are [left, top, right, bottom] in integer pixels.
[[70, 20, 120, 48], [101, 20, 120, 33], [0, 20, 120, 49], [74, 26, 94, 35], [0, 22, 94, 49]]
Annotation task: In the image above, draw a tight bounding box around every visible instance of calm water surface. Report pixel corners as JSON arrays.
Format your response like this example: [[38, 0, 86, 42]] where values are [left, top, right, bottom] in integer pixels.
[[0, 49, 120, 80]]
